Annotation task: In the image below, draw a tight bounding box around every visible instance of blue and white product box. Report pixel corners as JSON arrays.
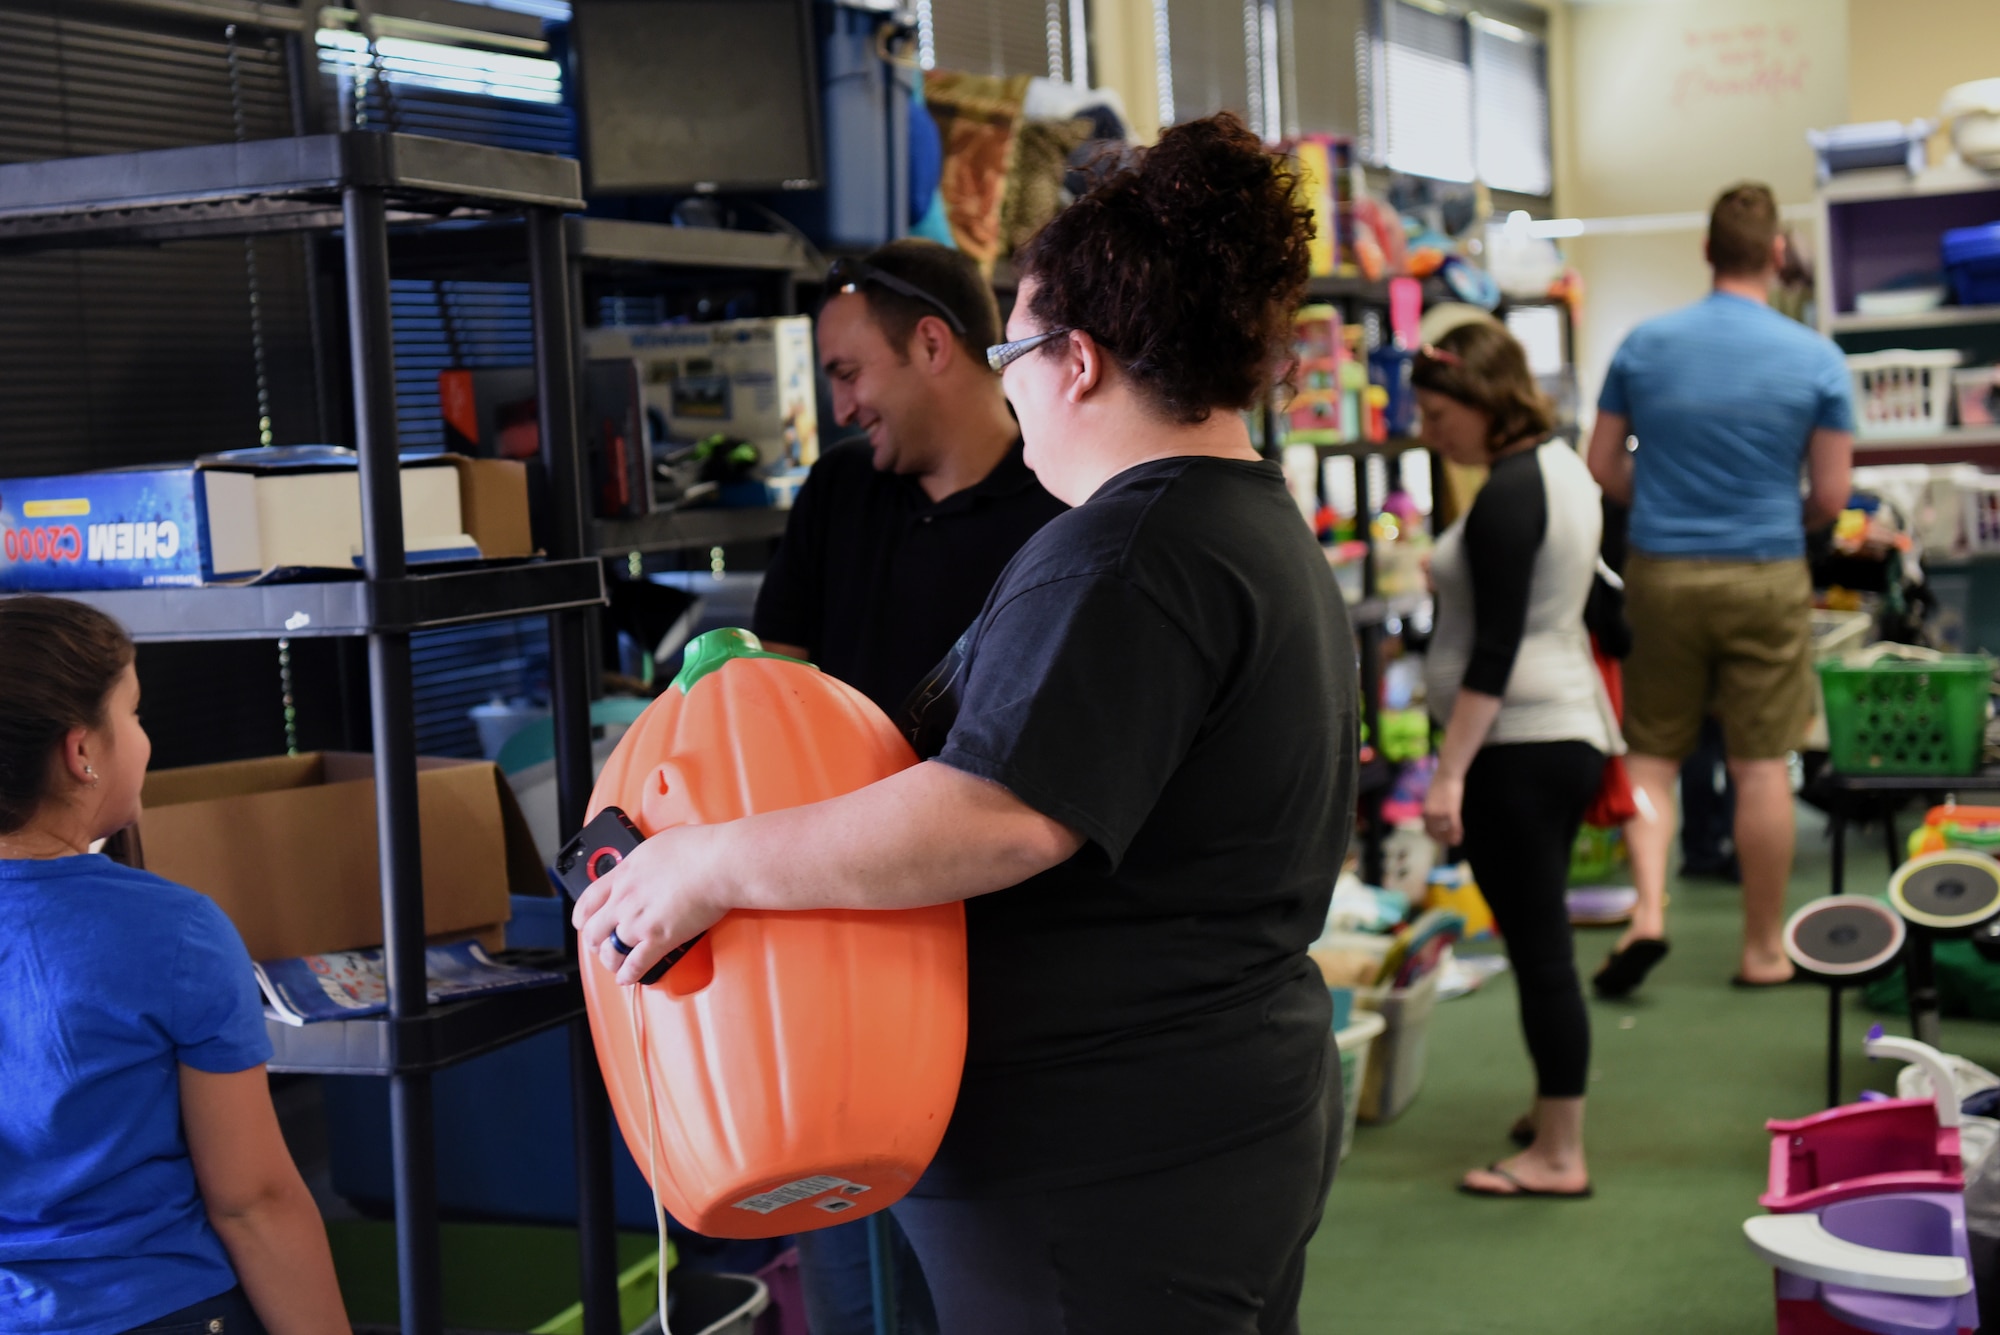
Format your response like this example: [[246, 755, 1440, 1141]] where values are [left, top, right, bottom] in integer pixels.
[[0, 467, 222, 590], [585, 315, 819, 467], [0, 457, 478, 592]]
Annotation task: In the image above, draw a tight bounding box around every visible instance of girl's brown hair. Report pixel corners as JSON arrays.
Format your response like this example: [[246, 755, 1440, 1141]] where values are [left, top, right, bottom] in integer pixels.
[[0, 595, 134, 835], [1014, 112, 1314, 425], [1410, 320, 1555, 452]]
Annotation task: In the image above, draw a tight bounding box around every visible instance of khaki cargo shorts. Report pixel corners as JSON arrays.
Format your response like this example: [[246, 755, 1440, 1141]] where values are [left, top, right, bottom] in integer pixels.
[[1622, 552, 1814, 762]]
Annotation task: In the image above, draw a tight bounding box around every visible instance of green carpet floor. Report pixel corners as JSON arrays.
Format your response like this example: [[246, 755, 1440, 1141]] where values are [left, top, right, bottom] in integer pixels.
[[1301, 808, 1996, 1335]]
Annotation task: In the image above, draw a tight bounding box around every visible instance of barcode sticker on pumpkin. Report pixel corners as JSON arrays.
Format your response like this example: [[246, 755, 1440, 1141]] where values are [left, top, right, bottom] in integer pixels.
[[732, 1175, 865, 1214]]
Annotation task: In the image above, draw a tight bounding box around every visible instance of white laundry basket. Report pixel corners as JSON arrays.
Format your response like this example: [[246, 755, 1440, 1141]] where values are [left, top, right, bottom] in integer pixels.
[[1848, 349, 1965, 439]]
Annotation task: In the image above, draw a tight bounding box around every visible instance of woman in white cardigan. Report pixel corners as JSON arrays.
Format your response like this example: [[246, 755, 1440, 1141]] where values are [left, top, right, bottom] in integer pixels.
[[1417, 320, 1620, 1201]]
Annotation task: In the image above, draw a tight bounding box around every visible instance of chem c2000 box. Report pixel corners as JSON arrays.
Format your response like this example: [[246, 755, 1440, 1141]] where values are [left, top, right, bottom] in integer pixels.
[[0, 451, 531, 592]]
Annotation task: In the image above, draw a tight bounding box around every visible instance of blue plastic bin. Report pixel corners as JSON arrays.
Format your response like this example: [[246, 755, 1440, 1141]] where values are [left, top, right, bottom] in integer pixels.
[[1942, 222, 2000, 307], [320, 896, 789, 1274], [322, 898, 663, 1231]]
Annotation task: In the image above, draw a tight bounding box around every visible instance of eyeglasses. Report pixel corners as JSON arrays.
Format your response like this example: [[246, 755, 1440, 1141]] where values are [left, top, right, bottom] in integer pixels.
[[986, 327, 1075, 373], [824, 257, 966, 335]]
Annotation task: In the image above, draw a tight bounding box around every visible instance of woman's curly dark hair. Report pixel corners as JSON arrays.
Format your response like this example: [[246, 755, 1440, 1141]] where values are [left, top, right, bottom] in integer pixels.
[[1014, 113, 1314, 425]]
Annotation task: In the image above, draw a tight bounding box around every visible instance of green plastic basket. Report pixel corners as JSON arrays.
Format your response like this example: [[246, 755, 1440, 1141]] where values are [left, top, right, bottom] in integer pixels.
[[1817, 656, 1993, 775]]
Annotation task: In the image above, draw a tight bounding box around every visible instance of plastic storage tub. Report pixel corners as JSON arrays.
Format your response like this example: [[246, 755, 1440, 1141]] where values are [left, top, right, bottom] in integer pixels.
[[1807, 121, 1932, 182], [323, 897, 668, 1233], [1334, 1011, 1386, 1159], [1847, 350, 1965, 439], [1817, 655, 1992, 775], [1350, 966, 1442, 1124], [1943, 222, 2000, 308]]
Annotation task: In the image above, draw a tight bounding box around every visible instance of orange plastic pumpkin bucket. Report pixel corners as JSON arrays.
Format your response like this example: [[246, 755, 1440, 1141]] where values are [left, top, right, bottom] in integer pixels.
[[580, 628, 967, 1238]]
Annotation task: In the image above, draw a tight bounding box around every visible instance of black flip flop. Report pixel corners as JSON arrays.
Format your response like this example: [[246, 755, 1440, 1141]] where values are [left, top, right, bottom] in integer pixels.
[[1593, 938, 1670, 999], [1458, 1163, 1594, 1200]]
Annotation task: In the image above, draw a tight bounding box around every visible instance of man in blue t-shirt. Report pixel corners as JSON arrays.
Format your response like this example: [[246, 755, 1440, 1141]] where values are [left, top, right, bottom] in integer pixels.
[[1586, 183, 1854, 992]]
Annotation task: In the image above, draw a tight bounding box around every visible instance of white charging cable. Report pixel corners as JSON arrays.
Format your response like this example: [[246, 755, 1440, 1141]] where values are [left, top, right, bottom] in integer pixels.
[[627, 983, 673, 1334]]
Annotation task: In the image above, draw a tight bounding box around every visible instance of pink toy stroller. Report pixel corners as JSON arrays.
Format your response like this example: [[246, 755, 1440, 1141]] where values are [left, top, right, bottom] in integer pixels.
[[1745, 1031, 1979, 1335]]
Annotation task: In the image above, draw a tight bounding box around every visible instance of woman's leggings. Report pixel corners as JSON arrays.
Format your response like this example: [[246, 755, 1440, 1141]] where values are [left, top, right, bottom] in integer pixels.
[[1461, 740, 1605, 1100]]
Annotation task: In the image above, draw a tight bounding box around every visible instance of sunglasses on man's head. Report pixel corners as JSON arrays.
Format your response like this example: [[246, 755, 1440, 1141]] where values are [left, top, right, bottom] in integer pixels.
[[824, 258, 966, 336]]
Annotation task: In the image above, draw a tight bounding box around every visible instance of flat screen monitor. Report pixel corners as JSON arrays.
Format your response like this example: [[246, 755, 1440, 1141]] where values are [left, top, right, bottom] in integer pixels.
[[570, 0, 822, 195]]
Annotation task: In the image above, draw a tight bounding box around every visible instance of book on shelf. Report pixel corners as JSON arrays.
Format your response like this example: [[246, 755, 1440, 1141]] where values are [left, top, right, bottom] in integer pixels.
[[254, 941, 566, 1026]]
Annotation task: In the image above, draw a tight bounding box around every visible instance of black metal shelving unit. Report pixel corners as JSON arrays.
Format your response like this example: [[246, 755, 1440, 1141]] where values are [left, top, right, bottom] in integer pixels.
[[1288, 279, 1442, 884], [0, 131, 620, 1335], [594, 505, 792, 558], [350, 212, 809, 565]]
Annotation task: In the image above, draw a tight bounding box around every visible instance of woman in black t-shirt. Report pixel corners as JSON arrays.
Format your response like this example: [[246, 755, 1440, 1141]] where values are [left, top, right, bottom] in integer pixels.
[[575, 114, 1357, 1335]]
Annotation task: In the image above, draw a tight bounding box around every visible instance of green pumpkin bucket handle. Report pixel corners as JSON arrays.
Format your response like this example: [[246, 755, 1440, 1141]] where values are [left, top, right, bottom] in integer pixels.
[[671, 628, 816, 694]]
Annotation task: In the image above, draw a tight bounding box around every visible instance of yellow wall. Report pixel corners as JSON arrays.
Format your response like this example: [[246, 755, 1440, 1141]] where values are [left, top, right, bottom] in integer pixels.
[[1848, 0, 2000, 165], [1089, 0, 1163, 143], [1562, 0, 1848, 218]]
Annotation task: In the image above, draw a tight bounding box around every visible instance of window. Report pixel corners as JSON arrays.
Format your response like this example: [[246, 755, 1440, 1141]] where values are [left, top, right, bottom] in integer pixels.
[[1156, 0, 1285, 139], [314, 0, 574, 150], [1159, 0, 1250, 129], [1374, 0, 1472, 182], [1471, 14, 1550, 195], [919, 0, 1088, 82], [1365, 0, 1550, 195]]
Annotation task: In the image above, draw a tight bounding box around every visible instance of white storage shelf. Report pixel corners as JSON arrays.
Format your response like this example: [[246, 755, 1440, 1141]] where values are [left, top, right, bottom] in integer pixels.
[[1831, 304, 2000, 335]]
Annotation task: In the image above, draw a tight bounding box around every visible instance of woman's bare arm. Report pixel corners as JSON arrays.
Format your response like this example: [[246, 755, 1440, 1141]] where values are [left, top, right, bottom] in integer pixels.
[[573, 760, 1084, 985]]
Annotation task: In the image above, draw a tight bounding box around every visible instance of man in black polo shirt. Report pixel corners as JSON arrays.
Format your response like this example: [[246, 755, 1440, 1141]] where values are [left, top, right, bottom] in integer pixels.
[[752, 241, 1064, 1333]]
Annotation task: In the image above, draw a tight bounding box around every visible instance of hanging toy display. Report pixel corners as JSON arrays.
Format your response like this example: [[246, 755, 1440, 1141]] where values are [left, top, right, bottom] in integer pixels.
[[567, 628, 968, 1239]]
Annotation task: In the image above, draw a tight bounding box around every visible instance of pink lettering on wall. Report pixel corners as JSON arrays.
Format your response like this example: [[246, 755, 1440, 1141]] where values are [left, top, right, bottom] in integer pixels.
[[1672, 22, 1809, 109]]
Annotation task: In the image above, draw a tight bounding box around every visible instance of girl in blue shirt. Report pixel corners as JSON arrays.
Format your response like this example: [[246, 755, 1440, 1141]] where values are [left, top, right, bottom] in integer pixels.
[[0, 596, 348, 1335]]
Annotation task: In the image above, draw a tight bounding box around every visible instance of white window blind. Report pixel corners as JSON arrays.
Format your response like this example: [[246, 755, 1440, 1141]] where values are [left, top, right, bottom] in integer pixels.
[[1159, 0, 1251, 128], [1378, 0, 1472, 182], [1472, 14, 1550, 195], [316, 30, 564, 106], [1366, 2, 1550, 194], [920, 0, 1084, 81]]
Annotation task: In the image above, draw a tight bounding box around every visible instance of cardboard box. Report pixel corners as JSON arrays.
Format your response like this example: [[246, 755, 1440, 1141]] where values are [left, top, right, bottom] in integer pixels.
[[440, 455, 535, 561], [586, 316, 818, 467], [127, 752, 549, 962], [0, 454, 532, 591]]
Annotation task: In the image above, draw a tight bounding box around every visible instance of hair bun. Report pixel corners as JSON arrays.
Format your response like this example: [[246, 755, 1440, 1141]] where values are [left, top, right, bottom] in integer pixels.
[[1017, 113, 1313, 424]]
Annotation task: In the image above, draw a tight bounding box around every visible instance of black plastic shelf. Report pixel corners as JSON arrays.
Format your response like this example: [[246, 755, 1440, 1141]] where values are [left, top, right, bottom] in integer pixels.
[[266, 971, 586, 1077], [382, 215, 819, 284], [571, 217, 816, 276], [22, 559, 606, 641], [594, 506, 791, 556], [1307, 274, 1392, 302], [0, 133, 584, 253], [1312, 437, 1428, 457], [1349, 594, 1429, 632], [3, 129, 621, 1333]]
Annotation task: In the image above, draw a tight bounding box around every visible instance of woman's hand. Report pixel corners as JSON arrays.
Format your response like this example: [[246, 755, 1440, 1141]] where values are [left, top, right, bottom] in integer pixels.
[[1423, 770, 1465, 848], [571, 824, 732, 986]]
